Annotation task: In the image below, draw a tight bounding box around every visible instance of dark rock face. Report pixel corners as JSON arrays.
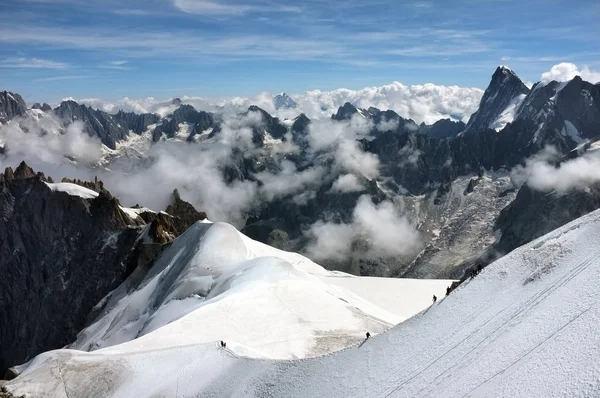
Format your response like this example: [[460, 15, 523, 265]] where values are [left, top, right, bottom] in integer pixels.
[[464, 66, 530, 132], [422, 119, 466, 138], [53, 101, 131, 149], [494, 182, 600, 254], [112, 110, 160, 134], [0, 165, 140, 373], [0, 92, 27, 124]]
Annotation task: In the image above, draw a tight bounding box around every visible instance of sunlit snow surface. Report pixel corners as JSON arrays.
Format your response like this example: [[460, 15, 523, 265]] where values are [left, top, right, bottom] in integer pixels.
[[8, 210, 600, 397], [44, 182, 99, 199]]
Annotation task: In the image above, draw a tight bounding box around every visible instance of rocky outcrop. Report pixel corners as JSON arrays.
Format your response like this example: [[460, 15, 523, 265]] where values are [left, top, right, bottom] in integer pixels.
[[0, 92, 27, 124], [0, 163, 207, 374], [0, 164, 139, 373], [165, 189, 208, 227]]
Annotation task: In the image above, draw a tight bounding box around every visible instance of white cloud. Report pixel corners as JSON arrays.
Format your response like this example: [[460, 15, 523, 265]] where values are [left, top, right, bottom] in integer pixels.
[[0, 115, 103, 169], [0, 57, 69, 69], [334, 140, 380, 179], [254, 160, 325, 202], [512, 146, 600, 194], [56, 79, 483, 125], [98, 60, 132, 70], [287, 82, 483, 124], [376, 117, 400, 132], [540, 62, 600, 84], [331, 174, 364, 193], [306, 195, 420, 260]]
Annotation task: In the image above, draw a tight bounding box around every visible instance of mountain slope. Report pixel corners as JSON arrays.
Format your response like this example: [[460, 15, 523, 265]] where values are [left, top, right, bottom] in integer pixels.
[[6, 206, 600, 397]]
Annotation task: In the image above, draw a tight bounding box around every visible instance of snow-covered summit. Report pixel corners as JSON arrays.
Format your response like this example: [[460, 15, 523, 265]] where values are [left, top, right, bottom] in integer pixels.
[[62, 221, 450, 361]]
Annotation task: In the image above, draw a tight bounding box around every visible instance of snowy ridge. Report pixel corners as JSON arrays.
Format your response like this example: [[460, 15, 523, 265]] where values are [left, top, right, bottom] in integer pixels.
[[44, 182, 99, 199], [7, 209, 600, 397], [59, 221, 450, 362]]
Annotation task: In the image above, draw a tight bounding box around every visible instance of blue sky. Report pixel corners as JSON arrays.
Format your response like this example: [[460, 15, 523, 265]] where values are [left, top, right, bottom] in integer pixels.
[[0, 0, 598, 103]]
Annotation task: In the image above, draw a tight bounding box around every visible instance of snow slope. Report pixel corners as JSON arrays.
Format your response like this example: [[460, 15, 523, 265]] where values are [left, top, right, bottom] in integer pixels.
[[8, 210, 600, 397], [44, 222, 450, 360]]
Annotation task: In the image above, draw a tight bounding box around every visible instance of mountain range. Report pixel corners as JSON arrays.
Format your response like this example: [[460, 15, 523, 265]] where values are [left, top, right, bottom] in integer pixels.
[[1, 66, 599, 280], [1, 66, 600, 392]]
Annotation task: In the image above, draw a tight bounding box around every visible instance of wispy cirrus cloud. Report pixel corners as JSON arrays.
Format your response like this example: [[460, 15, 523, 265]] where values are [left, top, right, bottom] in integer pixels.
[[0, 57, 69, 69], [0, 25, 344, 62], [33, 75, 88, 82], [113, 8, 156, 16], [171, 0, 302, 16], [98, 60, 132, 70]]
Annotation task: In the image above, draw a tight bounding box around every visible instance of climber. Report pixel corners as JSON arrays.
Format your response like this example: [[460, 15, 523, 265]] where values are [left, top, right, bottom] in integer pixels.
[[220, 340, 226, 348], [446, 286, 451, 296], [365, 332, 371, 340], [432, 295, 437, 303]]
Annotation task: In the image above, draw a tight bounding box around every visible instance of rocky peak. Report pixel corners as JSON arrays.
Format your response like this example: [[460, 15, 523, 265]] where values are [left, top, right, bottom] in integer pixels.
[[31, 103, 52, 112], [53, 100, 129, 149], [245, 105, 287, 141], [165, 188, 208, 228], [332, 102, 359, 120], [13, 161, 36, 180], [273, 92, 297, 110], [464, 66, 530, 133], [0, 91, 27, 123]]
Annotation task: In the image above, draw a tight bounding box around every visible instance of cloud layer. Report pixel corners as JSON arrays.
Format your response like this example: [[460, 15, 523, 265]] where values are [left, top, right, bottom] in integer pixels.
[[306, 195, 420, 260], [69, 80, 484, 125], [512, 146, 600, 193]]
